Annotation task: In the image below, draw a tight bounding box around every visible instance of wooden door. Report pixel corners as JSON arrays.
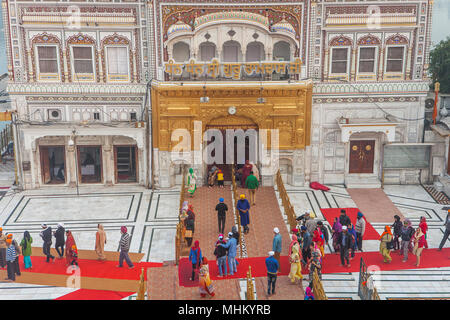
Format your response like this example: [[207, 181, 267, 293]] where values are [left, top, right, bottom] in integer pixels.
[[349, 140, 375, 174], [40, 147, 51, 184]]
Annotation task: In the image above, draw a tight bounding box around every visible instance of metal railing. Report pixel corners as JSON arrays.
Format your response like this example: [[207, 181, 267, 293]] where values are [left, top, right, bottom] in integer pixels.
[[231, 165, 243, 258], [246, 266, 255, 300], [0, 123, 13, 161], [275, 170, 297, 229], [358, 257, 381, 300], [175, 166, 187, 265]]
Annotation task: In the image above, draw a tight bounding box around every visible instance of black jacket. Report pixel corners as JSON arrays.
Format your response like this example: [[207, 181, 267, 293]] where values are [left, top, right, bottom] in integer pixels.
[[339, 214, 351, 227], [400, 226, 414, 241], [185, 218, 195, 233], [54, 226, 65, 246], [337, 232, 352, 250], [41, 227, 52, 243], [214, 241, 227, 258], [392, 220, 403, 236]]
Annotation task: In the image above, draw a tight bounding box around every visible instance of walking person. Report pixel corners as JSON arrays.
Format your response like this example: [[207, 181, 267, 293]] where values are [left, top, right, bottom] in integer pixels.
[[189, 240, 202, 281], [39, 224, 55, 263], [20, 231, 33, 270], [265, 251, 279, 296], [391, 215, 403, 251], [207, 167, 218, 188], [379, 226, 393, 264], [53, 223, 65, 259], [245, 171, 259, 205], [317, 221, 329, 251], [412, 227, 426, 267], [272, 227, 282, 266], [117, 226, 134, 269], [438, 211, 450, 251], [95, 224, 107, 261], [339, 209, 351, 227], [288, 235, 303, 284], [68, 245, 79, 266], [337, 226, 352, 268], [184, 205, 196, 247], [220, 232, 238, 276], [236, 194, 251, 234], [355, 212, 366, 252], [331, 217, 342, 253], [214, 235, 227, 277], [347, 223, 357, 260], [0, 228, 6, 269], [300, 226, 312, 265], [65, 230, 76, 267], [249, 162, 259, 181], [4, 239, 16, 281], [217, 169, 224, 188], [215, 198, 228, 235], [187, 168, 197, 197], [241, 160, 253, 188], [312, 225, 325, 258], [308, 251, 322, 281], [400, 219, 414, 262]]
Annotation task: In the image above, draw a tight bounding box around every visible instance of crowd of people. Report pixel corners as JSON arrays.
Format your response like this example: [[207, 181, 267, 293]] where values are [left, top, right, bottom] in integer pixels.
[[0, 223, 136, 282]]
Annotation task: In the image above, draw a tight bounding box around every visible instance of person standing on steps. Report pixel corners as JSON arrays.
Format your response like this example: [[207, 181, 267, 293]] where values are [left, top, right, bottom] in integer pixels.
[[391, 215, 403, 252], [215, 198, 228, 235], [53, 223, 65, 259], [117, 226, 134, 269], [245, 171, 259, 206], [214, 235, 227, 277], [65, 230, 76, 267], [217, 169, 224, 188], [95, 224, 107, 261], [39, 224, 55, 263], [419, 217, 429, 249], [219, 232, 237, 276], [300, 226, 312, 266], [438, 210, 450, 251], [241, 160, 253, 188], [0, 228, 7, 269], [7, 234, 21, 277], [412, 227, 426, 267], [272, 227, 282, 266], [400, 219, 414, 263], [379, 226, 393, 264], [265, 251, 279, 296], [189, 240, 202, 281], [5, 239, 16, 282], [337, 226, 352, 268], [236, 194, 251, 234], [339, 209, 351, 227], [355, 212, 366, 252]]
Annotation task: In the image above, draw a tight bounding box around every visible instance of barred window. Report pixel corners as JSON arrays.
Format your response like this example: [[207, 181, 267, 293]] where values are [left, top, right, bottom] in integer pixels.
[[359, 47, 376, 73], [331, 48, 348, 74], [37, 46, 58, 73], [73, 47, 93, 74], [386, 47, 404, 73]]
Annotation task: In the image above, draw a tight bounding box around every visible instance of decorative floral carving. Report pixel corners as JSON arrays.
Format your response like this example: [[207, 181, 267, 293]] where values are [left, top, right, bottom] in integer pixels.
[[329, 35, 352, 47], [386, 34, 409, 45], [357, 34, 381, 46]]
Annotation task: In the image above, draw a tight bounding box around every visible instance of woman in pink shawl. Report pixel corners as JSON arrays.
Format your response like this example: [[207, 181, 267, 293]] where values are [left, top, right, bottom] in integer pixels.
[[241, 160, 253, 188], [332, 217, 342, 253], [65, 230, 77, 266]]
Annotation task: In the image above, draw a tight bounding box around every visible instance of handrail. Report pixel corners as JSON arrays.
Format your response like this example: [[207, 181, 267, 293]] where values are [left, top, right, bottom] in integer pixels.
[[231, 165, 243, 258], [246, 266, 255, 300], [275, 170, 297, 229], [175, 166, 187, 265]]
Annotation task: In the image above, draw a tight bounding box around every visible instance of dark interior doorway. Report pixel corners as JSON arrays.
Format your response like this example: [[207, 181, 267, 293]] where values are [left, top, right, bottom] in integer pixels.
[[40, 146, 66, 184], [78, 146, 102, 183], [115, 145, 137, 183]]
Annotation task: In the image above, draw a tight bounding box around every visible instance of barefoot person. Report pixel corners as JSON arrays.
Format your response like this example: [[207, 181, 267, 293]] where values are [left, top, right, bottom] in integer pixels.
[[117, 226, 134, 269], [412, 227, 426, 267], [265, 251, 279, 296], [237, 194, 251, 234], [199, 257, 215, 298], [5, 239, 16, 281], [245, 171, 259, 205], [65, 230, 77, 267], [20, 231, 33, 270], [379, 226, 393, 264], [39, 224, 55, 263], [288, 235, 303, 284], [189, 240, 202, 281], [187, 168, 197, 198], [95, 224, 107, 261], [53, 223, 65, 259]]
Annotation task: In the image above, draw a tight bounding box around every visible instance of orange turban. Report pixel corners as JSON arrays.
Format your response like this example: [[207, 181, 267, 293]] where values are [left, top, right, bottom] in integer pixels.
[[6, 238, 12, 244], [6, 234, 12, 239]]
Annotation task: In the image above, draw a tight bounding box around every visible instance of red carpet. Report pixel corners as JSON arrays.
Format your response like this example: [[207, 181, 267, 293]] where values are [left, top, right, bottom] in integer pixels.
[[55, 289, 134, 300], [179, 248, 450, 286], [321, 208, 380, 240], [20, 256, 162, 280]]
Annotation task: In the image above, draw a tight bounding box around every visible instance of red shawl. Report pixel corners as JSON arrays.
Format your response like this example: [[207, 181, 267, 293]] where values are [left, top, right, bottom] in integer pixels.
[[65, 232, 76, 265]]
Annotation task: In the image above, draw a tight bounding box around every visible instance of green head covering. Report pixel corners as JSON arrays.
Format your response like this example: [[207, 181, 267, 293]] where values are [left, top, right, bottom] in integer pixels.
[[189, 168, 193, 174]]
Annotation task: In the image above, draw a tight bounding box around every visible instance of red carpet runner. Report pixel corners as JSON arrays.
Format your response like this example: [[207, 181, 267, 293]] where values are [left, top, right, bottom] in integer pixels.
[[20, 256, 162, 280], [55, 289, 134, 300], [178, 248, 450, 287], [321, 208, 380, 240]]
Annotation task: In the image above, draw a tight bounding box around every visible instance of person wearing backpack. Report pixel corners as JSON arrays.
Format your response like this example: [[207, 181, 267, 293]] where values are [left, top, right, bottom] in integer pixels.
[[400, 219, 414, 262], [214, 235, 227, 277], [379, 226, 393, 263]]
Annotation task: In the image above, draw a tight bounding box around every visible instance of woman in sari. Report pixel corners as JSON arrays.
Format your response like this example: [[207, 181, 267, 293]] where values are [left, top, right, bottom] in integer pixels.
[[199, 257, 215, 297], [95, 224, 107, 261], [412, 227, 426, 267], [288, 235, 303, 284], [419, 217, 429, 249], [312, 225, 325, 258], [241, 160, 253, 188], [379, 226, 393, 263], [332, 217, 342, 253], [187, 168, 197, 197], [65, 230, 76, 266]]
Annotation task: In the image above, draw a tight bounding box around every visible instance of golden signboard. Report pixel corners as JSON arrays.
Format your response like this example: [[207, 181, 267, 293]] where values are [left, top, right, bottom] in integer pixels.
[[0, 111, 12, 121], [165, 58, 302, 79]]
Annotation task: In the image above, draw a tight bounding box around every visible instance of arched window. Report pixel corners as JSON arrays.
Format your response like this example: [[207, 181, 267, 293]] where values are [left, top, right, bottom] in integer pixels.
[[172, 42, 190, 62], [199, 42, 216, 61], [246, 42, 265, 62], [273, 41, 291, 61], [222, 40, 242, 62]]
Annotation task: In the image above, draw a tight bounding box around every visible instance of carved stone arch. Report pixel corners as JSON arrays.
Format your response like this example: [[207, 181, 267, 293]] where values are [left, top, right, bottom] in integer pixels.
[[357, 34, 381, 46], [100, 33, 133, 83], [329, 35, 353, 47], [30, 32, 65, 82], [386, 34, 409, 45], [66, 33, 100, 83]]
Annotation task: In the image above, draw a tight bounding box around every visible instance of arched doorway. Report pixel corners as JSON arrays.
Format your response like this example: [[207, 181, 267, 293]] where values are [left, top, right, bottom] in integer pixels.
[[205, 115, 258, 181]]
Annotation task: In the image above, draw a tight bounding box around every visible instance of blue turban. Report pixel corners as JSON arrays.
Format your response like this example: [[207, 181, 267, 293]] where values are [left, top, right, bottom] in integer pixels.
[[219, 198, 224, 202], [357, 212, 363, 218]]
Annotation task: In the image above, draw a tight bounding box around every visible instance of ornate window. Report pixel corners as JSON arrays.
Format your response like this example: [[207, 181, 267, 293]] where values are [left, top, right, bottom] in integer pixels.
[[101, 34, 133, 82], [67, 33, 98, 82], [385, 47, 405, 73], [31, 32, 64, 82], [37, 46, 58, 74], [73, 47, 94, 73], [358, 47, 376, 73], [107, 47, 129, 75], [199, 42, 216, 61]]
